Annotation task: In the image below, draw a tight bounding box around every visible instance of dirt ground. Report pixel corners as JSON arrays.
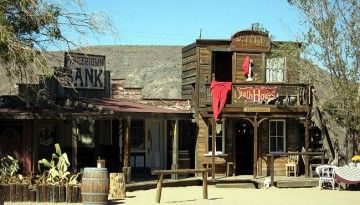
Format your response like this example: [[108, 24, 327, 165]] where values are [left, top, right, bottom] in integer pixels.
[[120, 186, 360, 205], [3, 185, 360, 205]]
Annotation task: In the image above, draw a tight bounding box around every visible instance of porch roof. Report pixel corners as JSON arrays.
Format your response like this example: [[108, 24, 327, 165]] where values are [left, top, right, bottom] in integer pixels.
[[0, 96, 191, 120]]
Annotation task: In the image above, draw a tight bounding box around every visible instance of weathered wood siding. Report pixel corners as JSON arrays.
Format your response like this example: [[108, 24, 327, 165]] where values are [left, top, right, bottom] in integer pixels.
[[259, 119, 302, 176], [195, 114, 234, 175], [195, 113, 208, 169], [197, 47, 211, 107], [234, 53, 265, 83], [182, 44, 197, 101]]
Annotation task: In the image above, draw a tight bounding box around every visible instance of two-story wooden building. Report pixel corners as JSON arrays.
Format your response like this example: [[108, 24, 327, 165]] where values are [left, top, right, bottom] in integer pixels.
[[182, 29, 313, 178]]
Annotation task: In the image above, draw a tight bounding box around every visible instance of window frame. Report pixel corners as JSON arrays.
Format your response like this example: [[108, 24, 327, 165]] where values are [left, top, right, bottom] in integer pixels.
[[266, 57, 286, 83], [207, 119, 226, 155], [268, 119, 286, 153]]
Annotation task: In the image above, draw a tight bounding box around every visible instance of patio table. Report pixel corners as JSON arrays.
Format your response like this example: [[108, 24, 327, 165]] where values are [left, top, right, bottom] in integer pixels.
[[335, 165, 360, 187]]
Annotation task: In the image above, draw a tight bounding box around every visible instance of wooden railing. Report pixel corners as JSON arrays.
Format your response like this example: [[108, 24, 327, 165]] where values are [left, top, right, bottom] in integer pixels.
[[151, 169, 211, 203], [204, 83, 312, 108]]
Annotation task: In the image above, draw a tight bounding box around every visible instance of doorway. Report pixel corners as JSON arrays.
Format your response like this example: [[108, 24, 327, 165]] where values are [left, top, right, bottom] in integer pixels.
[[235, 120, 254, 175], [145, 119, 167, 170], [212, 51, 232, 82]]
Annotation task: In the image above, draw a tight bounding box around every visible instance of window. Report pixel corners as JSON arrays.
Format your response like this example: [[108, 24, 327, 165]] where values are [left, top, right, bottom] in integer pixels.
[[208, 119, 225, 154], [269, 119, 286, 152], [130, 119, 145, 151], [266, 57, 285, 82]]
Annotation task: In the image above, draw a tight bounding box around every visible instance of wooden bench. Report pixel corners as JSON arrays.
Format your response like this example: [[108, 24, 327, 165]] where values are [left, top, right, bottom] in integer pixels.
[[202, 157, 234, 177], [151, 168, 211, 203]]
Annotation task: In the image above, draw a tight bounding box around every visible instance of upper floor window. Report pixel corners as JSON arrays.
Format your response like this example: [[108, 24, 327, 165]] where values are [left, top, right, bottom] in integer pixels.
[[269, 119, 286, 153], [208, 119, 225, 155], [266, 57, 285, 83]]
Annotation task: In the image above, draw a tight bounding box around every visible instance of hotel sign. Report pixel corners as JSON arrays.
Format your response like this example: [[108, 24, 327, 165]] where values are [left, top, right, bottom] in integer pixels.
[[234, 86, 278, 103], [244, 107, 271, 112], [63, 52, 105, 90]]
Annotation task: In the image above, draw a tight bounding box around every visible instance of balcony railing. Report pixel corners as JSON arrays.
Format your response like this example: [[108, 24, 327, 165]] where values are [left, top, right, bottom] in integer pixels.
[[204, 83, 312, 108]]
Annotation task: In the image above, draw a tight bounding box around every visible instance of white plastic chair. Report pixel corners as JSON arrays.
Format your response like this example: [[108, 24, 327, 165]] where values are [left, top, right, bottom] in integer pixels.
[[316, 165, 336, 190]]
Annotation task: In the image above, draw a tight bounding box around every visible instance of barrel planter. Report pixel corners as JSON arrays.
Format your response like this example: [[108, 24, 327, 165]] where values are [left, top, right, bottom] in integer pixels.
[[81, 167, 109, 204]]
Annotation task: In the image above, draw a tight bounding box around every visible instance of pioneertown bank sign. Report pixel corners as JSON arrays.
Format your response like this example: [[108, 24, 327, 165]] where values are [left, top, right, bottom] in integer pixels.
[[63, 52, 105, 89]]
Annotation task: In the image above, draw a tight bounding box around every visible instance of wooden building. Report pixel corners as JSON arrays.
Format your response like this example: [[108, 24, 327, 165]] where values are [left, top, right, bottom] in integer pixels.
[[0, 53, 193, 180], [181, 29, 315, 177]]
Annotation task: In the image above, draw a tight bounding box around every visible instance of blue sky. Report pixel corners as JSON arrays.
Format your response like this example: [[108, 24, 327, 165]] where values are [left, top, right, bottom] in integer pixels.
[[82, 0, 305, 46]]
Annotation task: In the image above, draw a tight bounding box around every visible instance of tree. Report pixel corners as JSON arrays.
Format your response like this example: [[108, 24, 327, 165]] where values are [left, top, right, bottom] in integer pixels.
[[289, 0, 360, 160], [0, 0, 114, 86]]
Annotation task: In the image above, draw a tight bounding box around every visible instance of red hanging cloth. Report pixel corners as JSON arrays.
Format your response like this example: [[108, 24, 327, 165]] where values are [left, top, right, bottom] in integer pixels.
[[242, 56, 250, 77], [211, 80, 232, 121]]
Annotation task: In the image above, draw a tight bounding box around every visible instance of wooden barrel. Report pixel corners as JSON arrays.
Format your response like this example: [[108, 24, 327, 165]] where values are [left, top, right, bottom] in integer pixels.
[[81, 167, 109, 204]]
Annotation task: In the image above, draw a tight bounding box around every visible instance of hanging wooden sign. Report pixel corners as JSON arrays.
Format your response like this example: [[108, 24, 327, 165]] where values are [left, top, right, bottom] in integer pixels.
[[62, 52, 106, 90], [234, 85, 278, 103], [243, 107, 271, 112]]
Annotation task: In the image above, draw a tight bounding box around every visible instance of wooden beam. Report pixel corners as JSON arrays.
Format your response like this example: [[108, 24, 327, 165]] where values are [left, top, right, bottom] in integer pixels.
[[202, 172, 208, 199], [304, 117, 310, 177], [155, 173, 164, 203], [152, 168, 211, 175], [123, 117, 131, 183], [152, 168, 211, 203], [119, 119, 123, 166], [171, 119, 179, 180], [253, 117, 258, 179], [31, 120, 38, 174], [71, 120, 78, 172], [211, 118, 216, 180]]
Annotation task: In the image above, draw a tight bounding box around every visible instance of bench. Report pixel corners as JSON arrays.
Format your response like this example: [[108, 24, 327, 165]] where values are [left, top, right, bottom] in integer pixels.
[[202, 157, 234, 177], [151, 169, 211, 203]]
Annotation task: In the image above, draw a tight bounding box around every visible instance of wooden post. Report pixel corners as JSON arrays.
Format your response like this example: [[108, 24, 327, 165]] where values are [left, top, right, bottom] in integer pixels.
[[119, 119, 123, 165], [155, 174, 164, 203], [202, 172, 208, 199], [123, 117, 131, 183], [71, 120, 78, 173], [211, 118, 216, 180], [253, 117, 258, 179], [270, 154, 274, 187], [32, 120, 38, 174], [171, 120, 179, 180], [304, 117, 310, 178]]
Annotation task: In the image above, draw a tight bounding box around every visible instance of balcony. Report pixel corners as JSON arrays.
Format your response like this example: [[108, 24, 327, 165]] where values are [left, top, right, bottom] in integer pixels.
[[204, 83, 312, 112]]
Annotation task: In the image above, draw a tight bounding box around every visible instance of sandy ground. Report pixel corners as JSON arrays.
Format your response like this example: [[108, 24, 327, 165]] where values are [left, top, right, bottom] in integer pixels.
[[3, 186, 360, 205], [122, 186, 360, 205]]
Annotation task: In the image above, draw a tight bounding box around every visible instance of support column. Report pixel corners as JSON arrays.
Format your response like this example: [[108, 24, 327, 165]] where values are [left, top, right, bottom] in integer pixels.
[[171, 120, 179, 179], [253, 117, 258, 179], [245, 116, 267, 179], [211, 118, 216, 180], [304, 117, 310, 178], [71, 120, 78, 173], [123, 117, 131, 183], [119, 119, 123, 165], [32, 120, 39, 174]]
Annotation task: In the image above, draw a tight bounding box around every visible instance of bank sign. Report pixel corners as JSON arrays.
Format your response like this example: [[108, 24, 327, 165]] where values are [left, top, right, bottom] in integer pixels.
[[64, 52, 105, 89]]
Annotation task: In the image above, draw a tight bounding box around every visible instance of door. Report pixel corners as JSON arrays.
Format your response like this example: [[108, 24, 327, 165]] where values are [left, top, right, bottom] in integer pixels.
[[235, 120, 254, 175], [145, 120, 167, 169]]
